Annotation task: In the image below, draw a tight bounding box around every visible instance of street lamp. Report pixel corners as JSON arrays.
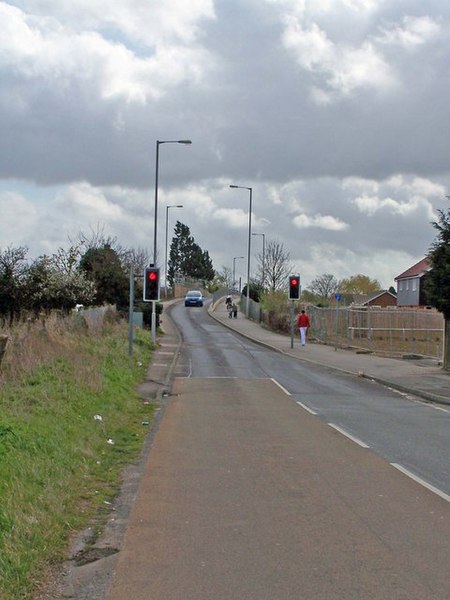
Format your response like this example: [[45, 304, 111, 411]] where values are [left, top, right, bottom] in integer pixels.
[[232, 256, 245, 292], [252, 232, 265, 288], [229, 184, 253, 317], [152, 139, 191, 340], [165, 204, 183, 298]]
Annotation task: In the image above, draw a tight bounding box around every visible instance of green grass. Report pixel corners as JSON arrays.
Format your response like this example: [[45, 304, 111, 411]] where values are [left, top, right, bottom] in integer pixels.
[[0, 322, 154, 600]]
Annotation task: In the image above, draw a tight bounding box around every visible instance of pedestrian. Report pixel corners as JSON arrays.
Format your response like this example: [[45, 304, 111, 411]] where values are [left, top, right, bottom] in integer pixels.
[[231, 301, 238, 318], [297, 309, 310, 346]]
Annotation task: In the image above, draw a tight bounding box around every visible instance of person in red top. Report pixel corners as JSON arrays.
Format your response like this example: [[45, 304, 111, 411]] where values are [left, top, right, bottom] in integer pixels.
[[297, 309, 311, 346]]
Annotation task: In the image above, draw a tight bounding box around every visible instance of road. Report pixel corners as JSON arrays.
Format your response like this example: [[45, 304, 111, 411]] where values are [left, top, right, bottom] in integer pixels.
[[174, 301, 450, 496], [107, 301, 450, 599]]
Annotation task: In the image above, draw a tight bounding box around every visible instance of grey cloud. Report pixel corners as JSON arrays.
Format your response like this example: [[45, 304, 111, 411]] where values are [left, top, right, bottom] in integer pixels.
[[2, 0, 450, 288]]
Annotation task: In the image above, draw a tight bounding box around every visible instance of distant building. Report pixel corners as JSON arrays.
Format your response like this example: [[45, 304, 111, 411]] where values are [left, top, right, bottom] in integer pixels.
[[394, 258, 430, 307], [351, 290, 397, 308]]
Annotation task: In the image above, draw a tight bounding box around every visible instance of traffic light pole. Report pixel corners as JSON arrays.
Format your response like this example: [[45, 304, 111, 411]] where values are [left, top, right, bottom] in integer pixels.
[[150, 301, 156, 344], [290, 300, 295, 349], [128, 267, 135, 356]]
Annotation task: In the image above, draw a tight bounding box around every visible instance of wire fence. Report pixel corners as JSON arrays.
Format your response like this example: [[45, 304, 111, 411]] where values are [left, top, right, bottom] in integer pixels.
[[309, 306, 443, 358], [237, 295, 444, 359]]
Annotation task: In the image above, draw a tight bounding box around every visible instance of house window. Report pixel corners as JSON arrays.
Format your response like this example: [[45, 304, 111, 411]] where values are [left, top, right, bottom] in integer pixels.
[[412, 278, 417, 292], [406, 279, 410, 291]]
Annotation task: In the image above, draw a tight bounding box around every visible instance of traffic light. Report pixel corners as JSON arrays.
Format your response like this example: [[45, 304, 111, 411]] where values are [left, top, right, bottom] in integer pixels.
[[288, 275, 300, 300], [143, 267, 160, 302]]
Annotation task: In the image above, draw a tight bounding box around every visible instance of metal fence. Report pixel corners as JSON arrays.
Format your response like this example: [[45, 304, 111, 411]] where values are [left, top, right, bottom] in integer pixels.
[[308, 306, 443, 358], [212, 290, 444, 359]]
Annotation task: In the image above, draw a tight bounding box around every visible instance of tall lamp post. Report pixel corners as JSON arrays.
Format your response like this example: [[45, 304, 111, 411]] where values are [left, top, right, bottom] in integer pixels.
[[152, 139, 191, 341], [229, 184, 253, 317], [232, 256, 245, 292], [252, 232, 265, 288], [165, 204, 183, 297]]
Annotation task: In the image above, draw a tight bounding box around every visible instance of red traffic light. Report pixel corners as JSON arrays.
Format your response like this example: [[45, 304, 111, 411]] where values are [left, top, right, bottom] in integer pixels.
[[288, 275, 300, 300], [143, 267, 160, 301]]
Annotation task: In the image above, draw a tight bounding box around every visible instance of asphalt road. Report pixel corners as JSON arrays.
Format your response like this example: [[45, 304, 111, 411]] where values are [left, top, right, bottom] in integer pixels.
[[106, 303, 450, 599], [173, 302, 450, 496]]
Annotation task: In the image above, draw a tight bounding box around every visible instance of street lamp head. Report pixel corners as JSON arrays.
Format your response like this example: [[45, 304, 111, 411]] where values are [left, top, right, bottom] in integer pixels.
[[230, 184, 252, 191], [177, 139, 192, 144]]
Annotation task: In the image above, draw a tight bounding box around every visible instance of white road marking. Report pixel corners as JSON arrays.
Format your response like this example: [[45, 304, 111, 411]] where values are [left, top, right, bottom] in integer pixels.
[[270, 378, 291, 395], [153, 363, 169, 367], [429, 404, 449, 413], [390, 463, 450, 503], [296, 401, 317, 415], [328, 423, 370, 448], [387, 387, 449, 412]]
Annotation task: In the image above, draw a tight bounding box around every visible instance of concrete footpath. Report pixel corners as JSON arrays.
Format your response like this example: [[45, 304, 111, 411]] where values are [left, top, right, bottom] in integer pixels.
[[208, 298, 450, 407]]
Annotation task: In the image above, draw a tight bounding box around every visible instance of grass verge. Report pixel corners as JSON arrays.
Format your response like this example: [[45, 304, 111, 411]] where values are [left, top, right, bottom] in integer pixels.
[[0, 319, 154, 600]]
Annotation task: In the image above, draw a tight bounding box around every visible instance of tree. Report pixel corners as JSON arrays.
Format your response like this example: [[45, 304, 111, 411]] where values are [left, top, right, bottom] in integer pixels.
[[242, 280, 264, 303], [425, 208, 450, 369], [259, 240, 292, 292], [208, 267, 233, 292], [339, 274, 381, 295], [79, 245, 129, 308], [23, 255, 95, 313], [0, 246, 28, 321], [301, 289, 325, 306], [168, 222, 214, 286], [308, 273, 339, 300]]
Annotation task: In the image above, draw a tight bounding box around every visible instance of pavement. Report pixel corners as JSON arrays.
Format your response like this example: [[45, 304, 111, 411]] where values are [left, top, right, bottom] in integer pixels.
[[208, 297, 450, 407]]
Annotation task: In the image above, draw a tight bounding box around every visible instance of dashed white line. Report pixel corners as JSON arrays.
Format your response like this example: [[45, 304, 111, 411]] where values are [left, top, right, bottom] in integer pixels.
[[270, 378, 291, 395], [296, 401, 317, 415], [390, 463, 450, 503], [328, 423, 370, 448]]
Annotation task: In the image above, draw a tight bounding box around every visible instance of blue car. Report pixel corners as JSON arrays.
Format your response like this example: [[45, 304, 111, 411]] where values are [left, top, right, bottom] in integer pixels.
[[184, 290, 203, 307]]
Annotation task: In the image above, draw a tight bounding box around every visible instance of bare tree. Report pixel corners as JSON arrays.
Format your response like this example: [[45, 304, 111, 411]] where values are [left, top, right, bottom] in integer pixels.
[[121, 247, 151, 272], [257, 239, 293, 292], [308, 273, 339, 299], [214, 266, 233, 290]]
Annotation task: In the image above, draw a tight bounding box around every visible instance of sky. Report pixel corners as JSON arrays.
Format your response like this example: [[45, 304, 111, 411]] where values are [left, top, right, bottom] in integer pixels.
[[1, 0, 450, 290]]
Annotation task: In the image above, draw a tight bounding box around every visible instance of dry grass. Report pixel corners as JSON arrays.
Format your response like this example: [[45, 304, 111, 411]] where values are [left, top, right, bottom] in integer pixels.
[[0, 309, 119, 384], [0, 310, 153, 599]]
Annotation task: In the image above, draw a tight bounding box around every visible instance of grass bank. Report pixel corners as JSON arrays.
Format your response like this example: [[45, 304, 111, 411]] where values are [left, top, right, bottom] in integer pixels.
[[0, 314, 154, 600]]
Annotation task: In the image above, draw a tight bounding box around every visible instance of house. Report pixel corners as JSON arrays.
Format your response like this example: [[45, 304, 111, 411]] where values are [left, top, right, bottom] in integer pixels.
[[394, 258, 430, 307], [351, 290, 397, 308]]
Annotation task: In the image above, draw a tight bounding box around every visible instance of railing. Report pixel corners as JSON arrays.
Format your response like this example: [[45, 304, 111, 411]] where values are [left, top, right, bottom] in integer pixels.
[[223, 293, 444, 359]]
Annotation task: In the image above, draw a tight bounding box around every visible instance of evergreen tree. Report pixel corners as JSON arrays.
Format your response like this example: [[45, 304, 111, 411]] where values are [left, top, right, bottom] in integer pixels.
[[425, 208, 450, 369], [79, 245, 128, 308], [168, 222, 214, 286]]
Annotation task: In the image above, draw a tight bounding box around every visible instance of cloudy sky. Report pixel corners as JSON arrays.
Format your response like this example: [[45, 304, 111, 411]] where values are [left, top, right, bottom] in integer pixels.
[[1, 0, 450, 289]]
